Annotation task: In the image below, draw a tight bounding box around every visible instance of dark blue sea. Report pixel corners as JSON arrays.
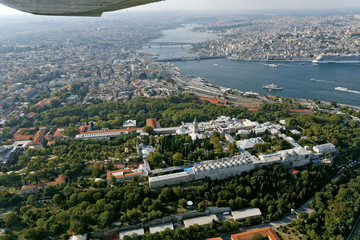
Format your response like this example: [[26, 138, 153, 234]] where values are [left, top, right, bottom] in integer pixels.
[[141, 25, 360, 106]]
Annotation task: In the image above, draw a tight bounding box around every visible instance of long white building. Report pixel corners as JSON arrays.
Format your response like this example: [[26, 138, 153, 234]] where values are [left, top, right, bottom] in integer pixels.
[[176, 116, 259, 137], [149, 147, 313, 188], [75, 128, 141, 140], [259, 147, 312, 168], [190, 152, 260, 181], [313, 143, 338, 154]]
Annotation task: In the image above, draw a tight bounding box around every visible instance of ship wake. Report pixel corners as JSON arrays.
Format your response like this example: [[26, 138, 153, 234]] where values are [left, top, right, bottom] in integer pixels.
[[335, 87, 360, 94]]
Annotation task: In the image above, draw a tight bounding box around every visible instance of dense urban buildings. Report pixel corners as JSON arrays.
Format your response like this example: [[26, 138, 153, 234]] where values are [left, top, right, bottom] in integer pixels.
[[0, 9, 359, 240]]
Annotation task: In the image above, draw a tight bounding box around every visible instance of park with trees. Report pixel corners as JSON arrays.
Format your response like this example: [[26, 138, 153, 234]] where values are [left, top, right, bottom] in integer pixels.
[[0, 94, 359, 239]]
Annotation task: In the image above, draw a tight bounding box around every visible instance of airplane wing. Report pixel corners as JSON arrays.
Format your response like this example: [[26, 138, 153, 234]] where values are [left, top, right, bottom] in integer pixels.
[[0, 0, 163, 17]]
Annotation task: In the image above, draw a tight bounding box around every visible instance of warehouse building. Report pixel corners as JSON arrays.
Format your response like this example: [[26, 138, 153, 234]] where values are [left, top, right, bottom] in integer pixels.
[[119, 228, 144, 240], [231, 208, 262, 221], [149, 222, 174, 234], [183, 215, 218, 228]]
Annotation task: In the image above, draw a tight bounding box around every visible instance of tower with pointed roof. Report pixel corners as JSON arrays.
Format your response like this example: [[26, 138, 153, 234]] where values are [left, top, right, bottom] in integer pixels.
[[192, 117, 198, 134]]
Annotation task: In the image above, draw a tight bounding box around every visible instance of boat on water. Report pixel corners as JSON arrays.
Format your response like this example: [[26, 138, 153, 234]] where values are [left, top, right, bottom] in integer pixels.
[[335, 87, 360, 94], [213, 64, 219, 67], [262, 84, 283, 90], [313, 54, 360, 64], [335, 87, 348, 92], [310, 78, 317, 82], [266, 63, 278, 68]]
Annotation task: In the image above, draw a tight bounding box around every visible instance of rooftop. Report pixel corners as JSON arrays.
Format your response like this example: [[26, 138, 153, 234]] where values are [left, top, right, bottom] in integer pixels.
[[183, 214, 218, 228], [192, 152, 260, 174], [231, 227, 280, 240], [149, 171, 189, 183], [149, 222, 174, 234], [231, 208, 262, 221], [119, 228, 144, 240]]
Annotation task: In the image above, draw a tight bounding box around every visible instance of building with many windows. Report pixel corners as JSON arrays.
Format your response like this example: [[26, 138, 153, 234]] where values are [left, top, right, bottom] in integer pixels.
[[313, 143, 338, 154], [149, 146, 313, 188]]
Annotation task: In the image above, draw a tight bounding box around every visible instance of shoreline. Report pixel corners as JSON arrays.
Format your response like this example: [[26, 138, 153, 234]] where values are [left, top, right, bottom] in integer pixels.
[[226, 58, 313, 63], [171, 66, 360, 110], [145, 25, 360, 109]]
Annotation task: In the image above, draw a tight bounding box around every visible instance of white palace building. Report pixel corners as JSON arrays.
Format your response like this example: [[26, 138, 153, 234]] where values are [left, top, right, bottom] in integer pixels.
[[149, 147, 313, 188], [148, 116, 316, 188]]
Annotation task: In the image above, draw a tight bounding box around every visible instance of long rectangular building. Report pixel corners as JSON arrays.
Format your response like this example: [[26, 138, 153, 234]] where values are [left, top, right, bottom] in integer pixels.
[[149, 147, 312, 188], [75, 128, 142, 140], [183, 215, 218, 228], [231, 208, 262, 221], [149, 152, 260, 188]]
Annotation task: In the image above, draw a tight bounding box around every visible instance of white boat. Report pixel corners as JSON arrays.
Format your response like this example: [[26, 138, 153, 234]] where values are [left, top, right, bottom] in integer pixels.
[[313, 54, 360, 64], [213, 64, 219, 67], [262, 84, 283, 90], [266, 63, 278, 68], [335, 87, 348, 92]]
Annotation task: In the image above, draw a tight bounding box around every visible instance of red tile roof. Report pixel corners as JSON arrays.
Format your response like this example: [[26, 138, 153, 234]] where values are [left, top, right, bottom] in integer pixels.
[[79, 126, 89, 133], [199, 96, 228, 106], [21, 184, 43, 191], [231, 227, 280, 240], [62, 85, 72, 91], [146, 118, 159, 129], [103, 236, 119, 240], [12, 127, 36, 141], [35, 97, 60, 107], [53, 129, 65, 138], [289, 168, 300, 175], [31, 128, 48, 145], [21, 174, 65, 191], [13, 134, 33, 141], [26, 112, 37, 118], [125, 172, 140, 177], [248, 107, 260, 112], [15, 128, 36, 135], [106, 170, 124, 180]]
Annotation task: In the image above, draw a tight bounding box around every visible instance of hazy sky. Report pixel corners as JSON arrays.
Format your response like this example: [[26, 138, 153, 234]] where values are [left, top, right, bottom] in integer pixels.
[[134, 0, 360, 11], [1, 0, 360, 15]]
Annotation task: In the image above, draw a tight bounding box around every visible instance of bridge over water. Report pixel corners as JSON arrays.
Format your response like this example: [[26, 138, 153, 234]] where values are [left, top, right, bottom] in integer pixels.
[[156, 55, 226, 62], [146, 41, 195, 48]]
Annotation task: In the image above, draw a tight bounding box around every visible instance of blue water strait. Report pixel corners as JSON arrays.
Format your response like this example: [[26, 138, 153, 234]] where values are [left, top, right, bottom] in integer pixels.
[[141, 25, 360, 106]]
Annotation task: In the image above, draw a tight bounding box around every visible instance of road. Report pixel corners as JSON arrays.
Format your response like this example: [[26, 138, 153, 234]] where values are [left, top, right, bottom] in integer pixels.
[[349, 215, 360, 240]]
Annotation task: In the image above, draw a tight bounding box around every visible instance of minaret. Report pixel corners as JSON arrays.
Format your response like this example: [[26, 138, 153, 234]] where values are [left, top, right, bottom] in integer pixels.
[[192, 117, 198, 133]]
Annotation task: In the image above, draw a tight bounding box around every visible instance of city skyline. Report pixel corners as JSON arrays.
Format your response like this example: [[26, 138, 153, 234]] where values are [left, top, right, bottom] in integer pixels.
[[1, 0, 360, 16]]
